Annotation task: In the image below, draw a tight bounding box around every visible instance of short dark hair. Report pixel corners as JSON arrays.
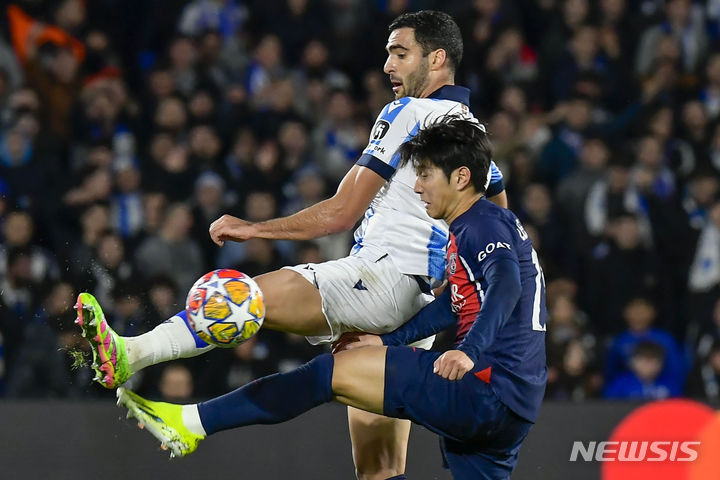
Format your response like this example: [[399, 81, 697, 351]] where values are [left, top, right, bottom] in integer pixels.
[[633, 341, 665, 362], [389, 10, 463, 73], [398, 116, 492, 193]]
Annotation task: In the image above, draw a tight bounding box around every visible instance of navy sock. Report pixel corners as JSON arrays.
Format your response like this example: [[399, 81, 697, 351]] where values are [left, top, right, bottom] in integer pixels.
[[386, 476, 407, 480], [198, 353, 334, 435]]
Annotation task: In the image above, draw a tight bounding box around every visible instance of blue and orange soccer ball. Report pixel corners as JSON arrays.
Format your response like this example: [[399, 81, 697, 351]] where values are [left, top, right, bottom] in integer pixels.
[[185, 269, 265, 347]]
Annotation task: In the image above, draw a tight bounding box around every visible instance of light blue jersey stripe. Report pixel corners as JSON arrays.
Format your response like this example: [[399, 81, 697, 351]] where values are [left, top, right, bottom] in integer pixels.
[[389, 121, 421, 168], [427, 225, 448, 280]]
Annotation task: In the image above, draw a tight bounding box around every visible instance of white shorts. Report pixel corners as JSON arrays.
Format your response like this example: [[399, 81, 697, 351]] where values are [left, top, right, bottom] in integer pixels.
[[284, 252, 435, 349]]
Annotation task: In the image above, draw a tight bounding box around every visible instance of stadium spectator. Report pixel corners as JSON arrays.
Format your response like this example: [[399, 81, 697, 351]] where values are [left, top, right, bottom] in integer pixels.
[[694, 298, 720, 358], [700, 53, 720, 120], [0, 247, 43, 375], [4, 281, 79, 397], [139, 191, 168, 240], [62, 166, 113, 208], [109, 282, 150, 338], [245, 34, 284, 100], [24, 42, 81, 142], [110, 158, 144, 240], [584, 214, 663, 333], [604, 340, 681, 399], [82, 231, 137, 312], [178, 0, 247, 42], [190, 171, 228, 268], [145, 275, 181, 323], [635, 0, 708, 77], [686, 340, 720, 401], [0, 210, 59, 287], [604, 297, 687, 394], [547, 338, 603, 401], [313, 89, 366, 183], [545, 294, 602, 401], [68, 202, 110, 281], [158, 363, 194, 402], [145, 141, 196, 203], [135, 203, 203, 299], [0, 97, 56, 211], [556, 137, 609, 247], [484, 26, 538, 103], [538, 94, 595, 188], [538, 0, 592, 106], [688, 201, 720, 327]]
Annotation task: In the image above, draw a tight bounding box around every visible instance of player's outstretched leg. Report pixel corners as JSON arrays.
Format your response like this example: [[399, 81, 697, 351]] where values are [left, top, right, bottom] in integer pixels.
[[117, 388, 205, 458], [75, 292, 131, 388], [78, 269, 329, 388], [116, 348, 387, 458], [75, 292, 215, 388]]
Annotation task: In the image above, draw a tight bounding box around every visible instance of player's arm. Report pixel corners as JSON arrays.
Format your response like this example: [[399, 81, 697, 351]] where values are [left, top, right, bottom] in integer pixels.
[[434, 258, 521, 381], [210, 99, 415, 246], [331, 287, 456, 352], [457, 257, 521, 362], [209, 165, 385, 246], [381, 287, 457, 346]]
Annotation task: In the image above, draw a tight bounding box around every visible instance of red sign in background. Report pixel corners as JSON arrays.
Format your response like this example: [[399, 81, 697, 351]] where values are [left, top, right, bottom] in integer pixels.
[[603, 399, 720, 480]]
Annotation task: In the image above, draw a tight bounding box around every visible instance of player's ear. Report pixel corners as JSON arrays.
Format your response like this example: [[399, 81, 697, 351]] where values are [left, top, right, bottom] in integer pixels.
[[430, 49, 447, 71], [455, 166, 472, 190]]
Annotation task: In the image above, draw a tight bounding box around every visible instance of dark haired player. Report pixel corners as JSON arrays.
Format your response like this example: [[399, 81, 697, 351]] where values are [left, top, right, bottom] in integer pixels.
[[115, 117, 547, 480], [78, 10, 506, 479]]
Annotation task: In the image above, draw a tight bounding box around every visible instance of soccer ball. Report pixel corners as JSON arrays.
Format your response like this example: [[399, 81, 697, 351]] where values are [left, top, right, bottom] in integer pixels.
[[185, 269, 265, 347]]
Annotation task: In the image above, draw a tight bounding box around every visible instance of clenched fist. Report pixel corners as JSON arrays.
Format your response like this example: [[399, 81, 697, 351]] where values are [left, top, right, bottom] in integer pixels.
[[209, 214, 256, 246], [433, 350, 474, 381]]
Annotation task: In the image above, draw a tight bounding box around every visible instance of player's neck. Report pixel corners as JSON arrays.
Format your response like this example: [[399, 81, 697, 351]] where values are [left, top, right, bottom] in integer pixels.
[[418, 74, 454, 99], [445, 192, 483, 225]]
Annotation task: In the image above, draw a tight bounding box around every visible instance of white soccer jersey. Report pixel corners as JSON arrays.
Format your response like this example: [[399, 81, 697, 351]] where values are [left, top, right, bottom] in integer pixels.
[[351, 85, 504, 282]]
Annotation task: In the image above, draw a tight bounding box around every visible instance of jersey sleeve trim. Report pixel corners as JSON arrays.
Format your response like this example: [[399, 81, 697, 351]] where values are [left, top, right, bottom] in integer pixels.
[[356, 153, 395, 181], [486, 177, 505, 197]]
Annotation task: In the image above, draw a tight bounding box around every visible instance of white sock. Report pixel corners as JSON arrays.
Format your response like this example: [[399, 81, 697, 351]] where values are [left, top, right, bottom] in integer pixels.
[[125, 314, 215, 373], [182, 404, 207, 436]]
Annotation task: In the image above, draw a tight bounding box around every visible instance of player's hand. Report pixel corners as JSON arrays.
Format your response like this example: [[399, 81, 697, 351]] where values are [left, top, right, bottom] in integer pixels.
[[332, 332, 383, 353], [433, 350, 474, 381], [209, 214, 256, 246]]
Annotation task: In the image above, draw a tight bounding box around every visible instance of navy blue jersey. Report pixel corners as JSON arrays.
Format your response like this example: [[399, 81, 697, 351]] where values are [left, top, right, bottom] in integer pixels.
[[448, 198, 547, 422]]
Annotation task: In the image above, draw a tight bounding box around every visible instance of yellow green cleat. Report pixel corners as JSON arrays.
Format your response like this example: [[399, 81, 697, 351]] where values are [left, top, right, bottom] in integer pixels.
[[74, 292, 130, 388], [116, 388, 205, 458]]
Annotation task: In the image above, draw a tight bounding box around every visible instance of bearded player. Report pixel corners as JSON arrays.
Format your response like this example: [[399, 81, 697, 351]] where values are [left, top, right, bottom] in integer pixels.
[[76, 11, 506, 480]]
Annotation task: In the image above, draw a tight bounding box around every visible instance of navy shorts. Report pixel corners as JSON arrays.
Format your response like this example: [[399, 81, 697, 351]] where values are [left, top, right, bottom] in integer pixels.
[[383, 346, 533, 480]]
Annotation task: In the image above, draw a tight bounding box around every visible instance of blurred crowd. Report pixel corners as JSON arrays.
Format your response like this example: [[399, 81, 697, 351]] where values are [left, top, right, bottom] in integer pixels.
[[0, 0, 719, 403]]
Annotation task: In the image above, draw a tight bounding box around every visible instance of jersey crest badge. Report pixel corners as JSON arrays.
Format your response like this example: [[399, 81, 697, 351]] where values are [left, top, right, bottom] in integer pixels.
[[448, 252, 457, 275]]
